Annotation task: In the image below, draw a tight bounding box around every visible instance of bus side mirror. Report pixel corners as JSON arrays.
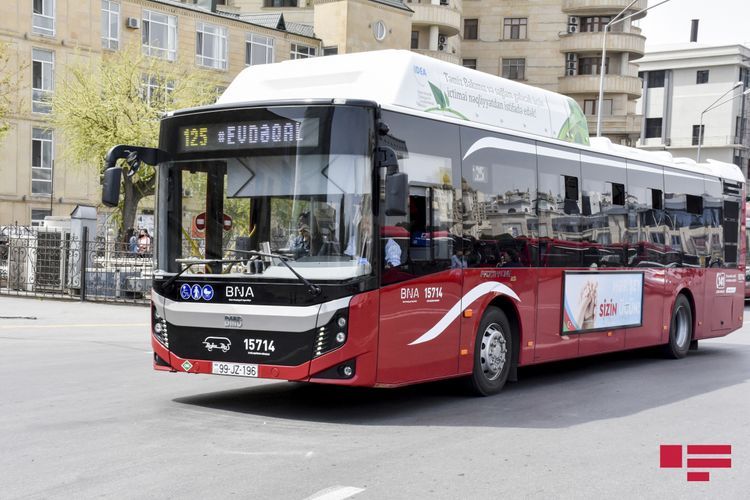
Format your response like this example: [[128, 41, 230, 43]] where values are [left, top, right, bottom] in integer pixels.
[[377, 146, 408, 216], [385, 172, 408, 216], [102, 167, 122, 207]]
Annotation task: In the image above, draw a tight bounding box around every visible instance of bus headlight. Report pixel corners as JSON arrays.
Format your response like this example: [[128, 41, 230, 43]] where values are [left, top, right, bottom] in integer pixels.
[[314, 310, 348, 357], [151, 303, 169, 348]]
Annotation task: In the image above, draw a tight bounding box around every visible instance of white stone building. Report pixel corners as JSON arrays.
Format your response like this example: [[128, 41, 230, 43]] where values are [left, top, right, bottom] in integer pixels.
[[635, 43, 750, 177]]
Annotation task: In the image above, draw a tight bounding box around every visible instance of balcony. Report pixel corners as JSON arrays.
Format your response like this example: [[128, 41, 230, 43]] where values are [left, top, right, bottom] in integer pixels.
[[560, 31, 645, 57], [562, 0, 648, 19], [586, 114, 641, 137], [559, 74, 642, 97], [413, 48, 460, 65], [410, 3, 462, 37]]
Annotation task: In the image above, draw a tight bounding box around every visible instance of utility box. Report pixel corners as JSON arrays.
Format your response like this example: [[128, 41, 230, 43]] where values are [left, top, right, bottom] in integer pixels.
[[68, 205, 97, 290]]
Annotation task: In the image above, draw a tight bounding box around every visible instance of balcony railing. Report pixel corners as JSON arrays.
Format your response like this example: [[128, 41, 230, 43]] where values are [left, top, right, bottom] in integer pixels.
[[559, 74, 642, 97], [560, 31, 645, 56], [410, 2, 462, 37], [413, 48, 460, 65], [562, 0, 648, 18]]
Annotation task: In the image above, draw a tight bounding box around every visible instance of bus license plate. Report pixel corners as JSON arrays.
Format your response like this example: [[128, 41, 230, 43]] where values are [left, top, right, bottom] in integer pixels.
[[211, 362, 259, 378]]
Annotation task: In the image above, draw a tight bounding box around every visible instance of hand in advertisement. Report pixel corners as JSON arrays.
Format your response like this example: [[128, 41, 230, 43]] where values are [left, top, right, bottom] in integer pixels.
[[575, 280, 598, 331]]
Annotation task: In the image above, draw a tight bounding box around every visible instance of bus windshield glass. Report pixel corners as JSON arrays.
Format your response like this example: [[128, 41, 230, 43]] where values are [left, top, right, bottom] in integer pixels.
[[157, 106, 374, 282]]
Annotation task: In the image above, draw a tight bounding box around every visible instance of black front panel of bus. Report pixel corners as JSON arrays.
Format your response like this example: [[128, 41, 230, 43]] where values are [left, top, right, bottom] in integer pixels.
[[167, 323, 315, 366], [156, 277, 373, 306]]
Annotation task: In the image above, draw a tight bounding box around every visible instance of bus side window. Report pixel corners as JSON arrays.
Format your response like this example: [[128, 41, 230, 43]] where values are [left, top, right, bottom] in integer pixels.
[[459, 127, 538, 268], [537, 144, 582, 267], [562, 175, 580, 215], [380, 110, 461, 283]]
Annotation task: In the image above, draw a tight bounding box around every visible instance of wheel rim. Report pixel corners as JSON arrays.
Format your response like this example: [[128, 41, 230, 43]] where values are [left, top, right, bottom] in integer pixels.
[[480, 323, 508, 381], [674, 305, 690, 347]]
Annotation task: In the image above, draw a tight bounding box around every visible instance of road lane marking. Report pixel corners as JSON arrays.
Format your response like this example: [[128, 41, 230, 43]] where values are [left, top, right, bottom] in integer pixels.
[[0, 322, 148, 330], [304, 486, 365, 500]]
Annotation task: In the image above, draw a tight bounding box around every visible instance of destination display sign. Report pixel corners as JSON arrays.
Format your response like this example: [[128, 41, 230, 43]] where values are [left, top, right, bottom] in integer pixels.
[[177, 118, 320, 152]]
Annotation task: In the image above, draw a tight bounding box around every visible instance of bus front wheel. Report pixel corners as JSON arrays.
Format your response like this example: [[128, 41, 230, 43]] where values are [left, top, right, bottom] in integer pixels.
[[662, 294, 692, 359], [468, 307, 513, 396]]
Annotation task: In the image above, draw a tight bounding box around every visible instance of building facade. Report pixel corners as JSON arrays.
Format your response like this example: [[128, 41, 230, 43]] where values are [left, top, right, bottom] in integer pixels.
[[459, 0, 646, 145], [0, 0, 320, 226], [635, 43, 750, 176], [1, 0, 651, 225]]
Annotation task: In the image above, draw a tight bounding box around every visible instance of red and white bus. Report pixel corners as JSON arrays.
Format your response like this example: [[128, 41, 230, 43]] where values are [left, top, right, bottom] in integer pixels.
[[103, 51, 745, 395]]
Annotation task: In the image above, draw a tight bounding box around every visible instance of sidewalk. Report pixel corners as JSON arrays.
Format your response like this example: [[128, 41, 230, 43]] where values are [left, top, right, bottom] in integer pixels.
[[0, 295, 148, 328]]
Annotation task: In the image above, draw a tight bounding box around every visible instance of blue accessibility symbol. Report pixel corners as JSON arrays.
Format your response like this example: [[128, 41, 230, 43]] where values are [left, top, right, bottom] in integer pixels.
[[180, 283, 191, 300], [202, 285, 214, 301], [191, 284, 202, 300]]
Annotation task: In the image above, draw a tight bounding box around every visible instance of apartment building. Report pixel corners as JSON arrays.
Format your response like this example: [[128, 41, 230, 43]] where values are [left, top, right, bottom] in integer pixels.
[[0, 0, 320, 226], [459, 0, 646, 145], [636, 43, 750, 176]]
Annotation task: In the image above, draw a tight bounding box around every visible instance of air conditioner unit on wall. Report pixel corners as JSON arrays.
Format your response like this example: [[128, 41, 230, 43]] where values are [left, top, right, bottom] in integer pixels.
[[126, 17, 140, 29], [566, 53, 578, 63], [438, 35, 446, 45], [567, 17, 579, 34]]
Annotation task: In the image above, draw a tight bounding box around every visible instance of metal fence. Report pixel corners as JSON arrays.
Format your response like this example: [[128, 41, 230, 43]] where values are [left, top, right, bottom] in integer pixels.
[[0, 225, 152, 305]]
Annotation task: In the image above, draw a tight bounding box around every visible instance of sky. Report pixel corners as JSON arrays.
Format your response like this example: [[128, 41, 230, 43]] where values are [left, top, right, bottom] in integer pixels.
[[638, 0, 750, 47]]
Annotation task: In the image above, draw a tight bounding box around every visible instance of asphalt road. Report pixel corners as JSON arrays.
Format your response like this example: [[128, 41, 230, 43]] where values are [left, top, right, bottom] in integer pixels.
[[1, 296, 748, 499]]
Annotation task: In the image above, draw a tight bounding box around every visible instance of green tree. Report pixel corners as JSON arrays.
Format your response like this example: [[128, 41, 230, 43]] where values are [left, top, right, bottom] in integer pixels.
[[51, 43, 221, 238], [0, 41, 24, 141]]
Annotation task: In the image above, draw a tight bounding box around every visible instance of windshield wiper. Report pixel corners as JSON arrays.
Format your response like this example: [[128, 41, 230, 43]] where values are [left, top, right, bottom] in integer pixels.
[[231, 249, 321, 296], [159, 258, 245, 293]]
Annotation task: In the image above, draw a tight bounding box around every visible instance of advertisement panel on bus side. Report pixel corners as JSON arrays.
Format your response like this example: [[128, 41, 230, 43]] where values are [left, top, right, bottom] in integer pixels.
[[562, 271, 644, 334]]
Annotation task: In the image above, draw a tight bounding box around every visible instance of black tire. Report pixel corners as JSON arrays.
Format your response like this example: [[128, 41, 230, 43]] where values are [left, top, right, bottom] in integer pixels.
[[468, 307, 514, 396], [662, 294, 692, 359]]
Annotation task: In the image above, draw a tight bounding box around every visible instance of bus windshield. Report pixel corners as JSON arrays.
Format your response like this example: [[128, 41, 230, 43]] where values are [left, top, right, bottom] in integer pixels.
[[156, 106, 374, 282]]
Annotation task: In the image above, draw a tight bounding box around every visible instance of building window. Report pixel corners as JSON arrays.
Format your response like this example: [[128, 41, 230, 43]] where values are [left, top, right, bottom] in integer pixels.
[[692, 124, 704, 145], [648, 70, 665, 88], [32, 48, 54, 114], [464, 19, 478, 40], [322, 46, 338, 56], [196, 22, 228, 70], [263, 0, 297, 6], [645, 118, 662, 139], [696, 70, 709, 84], [583, 99, 612, 116], [246, 34, 274, 66], [31, 209, 52, 227], [462, 59, 477, 70], [503, 18, 527, 40], [32, 128, 53, 195], [411, 31, 419, 49], [142, 10, 177, 61], [101, 1, 119, 50], [580, 16, 611, 33], [141, 74, 174, 108], [578, 57, 608, 75], [290, 43, 316, 60], [502, 58, 525, 80], [32, 0, 55, 37]]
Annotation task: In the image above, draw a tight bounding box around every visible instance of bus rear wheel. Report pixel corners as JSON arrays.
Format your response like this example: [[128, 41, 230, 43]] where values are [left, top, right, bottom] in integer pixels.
[[468, 307, 513, 396], [662, 294, 692, 359]]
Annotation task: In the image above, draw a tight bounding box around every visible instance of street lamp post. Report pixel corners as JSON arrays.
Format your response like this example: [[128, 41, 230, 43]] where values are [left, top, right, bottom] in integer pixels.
[[595, 0, 673, 138], [696, 83, 750, 163]]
